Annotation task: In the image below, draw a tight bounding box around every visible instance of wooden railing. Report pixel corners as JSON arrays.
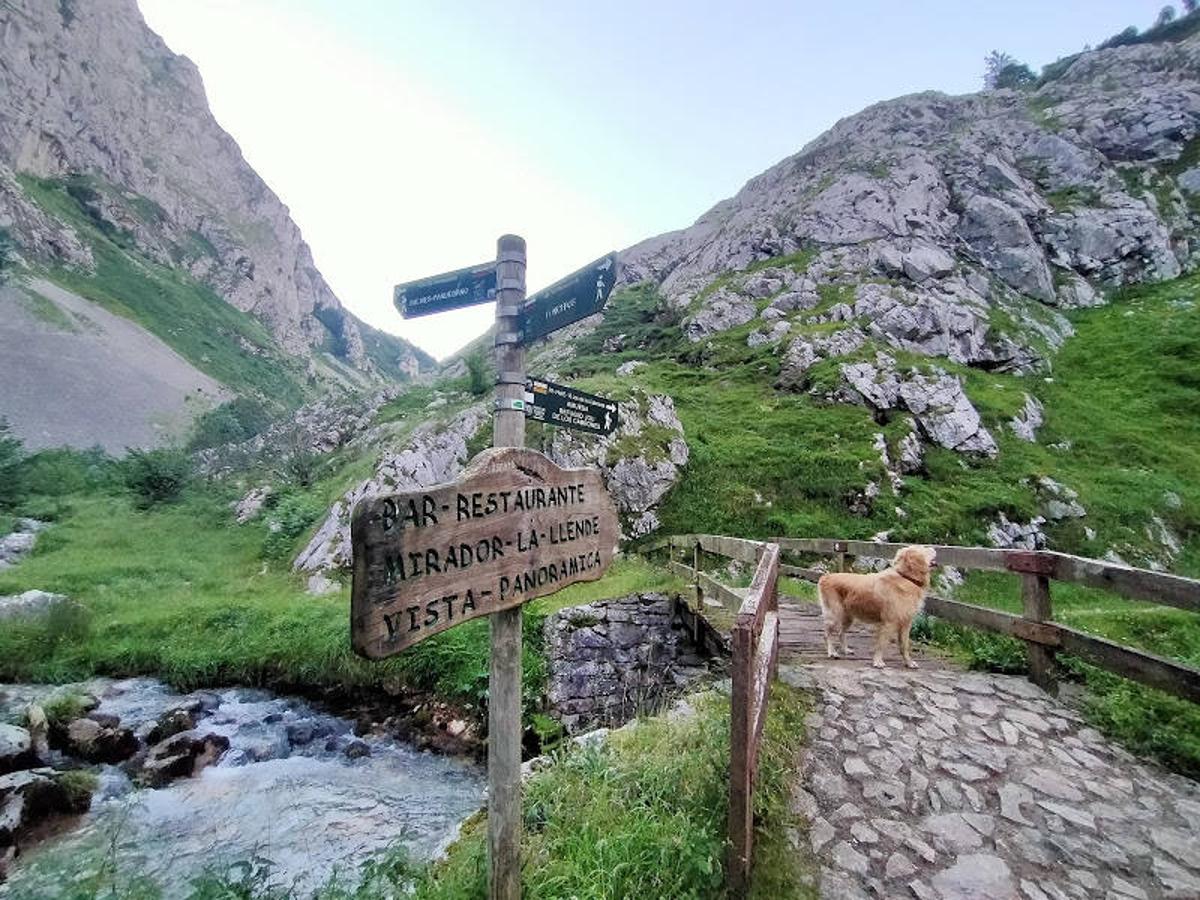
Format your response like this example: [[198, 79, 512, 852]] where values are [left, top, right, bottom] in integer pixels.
[[771, 538, 1200, 703], [656, 534, 1200, 704], [649, 534, 1200, 893], [727, 541, 779, 897], [658, 535, 780, 895]]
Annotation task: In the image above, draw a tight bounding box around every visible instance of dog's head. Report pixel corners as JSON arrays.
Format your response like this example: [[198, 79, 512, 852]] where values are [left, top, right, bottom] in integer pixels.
[[893, 545, 936, 584]]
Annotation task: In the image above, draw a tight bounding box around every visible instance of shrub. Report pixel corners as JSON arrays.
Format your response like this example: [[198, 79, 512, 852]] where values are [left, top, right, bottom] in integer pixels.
[[18, 446, 115, 497], [41, 691, 92, 729], [187, 397, 273, 451], [1098, 25, 1140, 49], [262, 492, 326, 560], [995, 62, 1036, 89], [0, 227, 14, 281], [123, 447, 192, 505], [276, 425, 320, 488], [55, 770, 98, 812], [0, 418, 24, 509], [465, 349, 490, 396]]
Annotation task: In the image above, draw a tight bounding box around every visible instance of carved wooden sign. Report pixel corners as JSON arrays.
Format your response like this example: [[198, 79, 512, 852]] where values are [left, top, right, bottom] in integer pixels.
[[351, 447, 619, 660]]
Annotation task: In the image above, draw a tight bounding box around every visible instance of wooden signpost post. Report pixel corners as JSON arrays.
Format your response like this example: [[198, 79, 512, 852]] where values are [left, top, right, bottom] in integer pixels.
[[364, 236, 620, 899]]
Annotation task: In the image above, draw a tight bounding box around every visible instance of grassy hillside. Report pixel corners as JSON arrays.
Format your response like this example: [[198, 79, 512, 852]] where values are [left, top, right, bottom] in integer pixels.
[[551, 272, 1199, 571], [17, 174, 312, 407]]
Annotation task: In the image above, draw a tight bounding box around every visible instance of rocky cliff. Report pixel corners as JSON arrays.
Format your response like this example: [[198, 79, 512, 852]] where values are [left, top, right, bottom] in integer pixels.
[[620, 34, 1197, 370], [0, 0, 430, 383]]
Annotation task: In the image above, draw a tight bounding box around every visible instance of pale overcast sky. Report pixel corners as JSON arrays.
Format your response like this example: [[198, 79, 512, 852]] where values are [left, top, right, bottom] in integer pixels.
[[138, 1, 1161, 359]]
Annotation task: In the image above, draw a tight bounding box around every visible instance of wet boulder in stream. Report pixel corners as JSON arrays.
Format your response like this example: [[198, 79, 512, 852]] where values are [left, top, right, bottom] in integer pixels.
[[145, 705, 199, 745], [137, 732, 230, 788], [0, 767, 92, 879], [64, 716, 139, 764], [0, 724, 38, 776]]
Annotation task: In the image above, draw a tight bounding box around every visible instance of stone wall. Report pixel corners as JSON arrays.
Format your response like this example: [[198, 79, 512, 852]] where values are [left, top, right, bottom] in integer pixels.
[[544, 592, 710, 733]]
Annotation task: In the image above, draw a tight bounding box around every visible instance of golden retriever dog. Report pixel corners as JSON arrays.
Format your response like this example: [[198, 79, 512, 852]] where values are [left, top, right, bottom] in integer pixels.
[[817, 546, 937, 669]]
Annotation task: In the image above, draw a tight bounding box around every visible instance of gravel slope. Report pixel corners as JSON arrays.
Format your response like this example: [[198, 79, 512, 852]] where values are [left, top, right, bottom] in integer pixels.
[[0, 277, 226, 451]]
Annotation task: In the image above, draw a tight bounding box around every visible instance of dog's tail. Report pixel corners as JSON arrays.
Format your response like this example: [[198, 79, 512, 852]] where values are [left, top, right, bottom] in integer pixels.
[[817, 575, 830, 616]]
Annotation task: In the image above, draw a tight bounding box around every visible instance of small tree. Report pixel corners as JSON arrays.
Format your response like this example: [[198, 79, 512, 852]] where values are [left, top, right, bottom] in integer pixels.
[[995, 62, 1036, 89], [1185, 0, 1197, 15], [984, 50, 1018, 88], [278, 425, 319, 488], [1157, 4, 1178, 27], [465, 349, 490, 396]]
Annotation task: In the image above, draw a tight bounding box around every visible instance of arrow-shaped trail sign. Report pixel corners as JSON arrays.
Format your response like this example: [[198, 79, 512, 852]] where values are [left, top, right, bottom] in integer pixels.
[[521, 252, 618, 342], [395, 261, 497, 319], [525, 377, 620, 436]]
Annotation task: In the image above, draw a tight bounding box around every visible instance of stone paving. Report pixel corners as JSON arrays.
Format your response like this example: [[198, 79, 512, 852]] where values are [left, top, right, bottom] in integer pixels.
[[779, 663, 1200, 900]]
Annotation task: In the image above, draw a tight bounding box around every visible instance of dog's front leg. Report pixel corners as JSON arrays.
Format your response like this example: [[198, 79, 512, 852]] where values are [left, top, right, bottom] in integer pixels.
[[900, 621, 919, 669], [872, 623, 895, 668]]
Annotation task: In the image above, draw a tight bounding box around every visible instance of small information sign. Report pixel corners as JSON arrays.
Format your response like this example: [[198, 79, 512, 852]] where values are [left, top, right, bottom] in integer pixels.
[[525, 378, 619, 436]]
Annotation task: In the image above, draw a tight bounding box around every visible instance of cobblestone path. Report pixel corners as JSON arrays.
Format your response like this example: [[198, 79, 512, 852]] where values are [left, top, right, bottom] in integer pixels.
[[779, 663, 1200, 900]]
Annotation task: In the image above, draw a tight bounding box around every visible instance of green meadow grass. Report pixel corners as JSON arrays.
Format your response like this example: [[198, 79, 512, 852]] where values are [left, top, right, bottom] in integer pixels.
[[567, 273, 1200, 777], [568, 273, 1200, 566], [0, 490, 681, 715]]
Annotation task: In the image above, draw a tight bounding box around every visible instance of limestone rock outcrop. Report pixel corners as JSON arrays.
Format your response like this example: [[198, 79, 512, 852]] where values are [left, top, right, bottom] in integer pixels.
[[294, 405, 490, 579], [619, 35, 1200, 379], [548, 392, 689, 539]]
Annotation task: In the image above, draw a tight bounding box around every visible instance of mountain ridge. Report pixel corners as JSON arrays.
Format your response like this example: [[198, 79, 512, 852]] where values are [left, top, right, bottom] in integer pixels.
[[0, 0, 434, 449]]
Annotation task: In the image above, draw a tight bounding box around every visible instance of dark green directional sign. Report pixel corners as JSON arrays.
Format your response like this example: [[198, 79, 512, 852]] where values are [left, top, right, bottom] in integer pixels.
[[524, 377, 619, 435], [394, 262, 497, 319], [521, 252, 618, 342]]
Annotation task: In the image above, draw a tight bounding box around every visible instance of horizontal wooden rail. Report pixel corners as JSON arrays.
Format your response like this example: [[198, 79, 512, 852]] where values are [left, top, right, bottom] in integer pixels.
[[772, 538, 1013, 572], [666, 559, 695, 582], [770, 538, 1200, 615], [698, 571, 745, 612], [922, 596, 1200, 704], [663, 533, 1200, 707], [1050, 554, 1200, 614], [1057, 626, 1200, 705], [695, 534, 764, 565], [780, 563, 823, 581]]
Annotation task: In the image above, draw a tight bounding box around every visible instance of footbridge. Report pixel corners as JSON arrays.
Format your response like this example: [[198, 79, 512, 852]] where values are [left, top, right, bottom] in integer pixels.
[[646, 534, 1200, 898]]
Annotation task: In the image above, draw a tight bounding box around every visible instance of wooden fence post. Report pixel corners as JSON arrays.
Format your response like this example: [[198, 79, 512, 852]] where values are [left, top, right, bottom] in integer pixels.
[[1021, 572, 1057, 695], [728, 622, 753, 896]]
